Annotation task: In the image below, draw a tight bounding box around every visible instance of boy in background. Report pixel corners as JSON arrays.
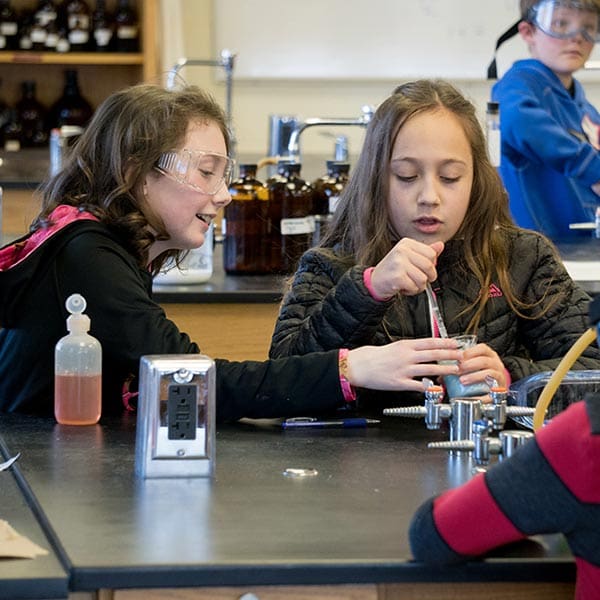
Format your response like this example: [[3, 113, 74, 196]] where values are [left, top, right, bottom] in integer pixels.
[[492, 0, 600, 238]]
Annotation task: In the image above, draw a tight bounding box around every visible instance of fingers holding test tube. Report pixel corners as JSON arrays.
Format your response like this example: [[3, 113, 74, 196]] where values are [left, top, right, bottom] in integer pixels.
[[345, 337, 462, 393]]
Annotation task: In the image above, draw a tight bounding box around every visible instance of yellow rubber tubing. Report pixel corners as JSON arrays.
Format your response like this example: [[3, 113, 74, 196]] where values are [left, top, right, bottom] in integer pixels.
[[533, 327, 597, 431]]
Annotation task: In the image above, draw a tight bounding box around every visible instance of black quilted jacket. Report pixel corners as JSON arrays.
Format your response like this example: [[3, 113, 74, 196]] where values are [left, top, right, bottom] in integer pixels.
[[270, 229, 600, 410]]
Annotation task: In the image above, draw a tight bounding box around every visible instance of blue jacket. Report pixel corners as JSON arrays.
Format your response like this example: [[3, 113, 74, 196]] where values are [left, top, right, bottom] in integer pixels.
[[493, 59, 600, 239]]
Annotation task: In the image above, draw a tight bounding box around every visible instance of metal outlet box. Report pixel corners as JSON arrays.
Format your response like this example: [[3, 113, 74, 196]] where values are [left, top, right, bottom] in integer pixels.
[[135, 355, 215, 478]]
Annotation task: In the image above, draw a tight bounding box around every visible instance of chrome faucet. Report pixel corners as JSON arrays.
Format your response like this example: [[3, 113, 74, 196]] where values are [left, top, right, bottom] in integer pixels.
[[166, 49, 237, 158], [286, 105, 375, 162]]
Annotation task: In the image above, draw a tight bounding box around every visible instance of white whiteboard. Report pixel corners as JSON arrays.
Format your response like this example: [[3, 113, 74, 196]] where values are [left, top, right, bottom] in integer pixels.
[[214, 0, 600, 80]]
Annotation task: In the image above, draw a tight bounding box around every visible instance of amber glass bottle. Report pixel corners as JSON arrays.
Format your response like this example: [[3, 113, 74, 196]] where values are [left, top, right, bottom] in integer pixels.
[[114, 0, 139, 52], [0, 0, 19, 50], [16, 80, 48, 147], [311, 161, 350, 245], [223, 164, 271, 274], [267, 161, 314, 274], [49, 69, 93, 129], [63, 0, 91, 51]]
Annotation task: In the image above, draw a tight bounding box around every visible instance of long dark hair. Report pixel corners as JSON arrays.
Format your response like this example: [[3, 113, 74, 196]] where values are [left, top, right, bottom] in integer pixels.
[[318, 79, 554, 332], [34, 83, 231, 274]]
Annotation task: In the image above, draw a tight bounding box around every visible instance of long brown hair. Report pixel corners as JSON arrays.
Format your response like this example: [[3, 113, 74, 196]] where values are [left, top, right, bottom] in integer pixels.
[[319, 79, 554, 332], [33, 83, 231, 274]]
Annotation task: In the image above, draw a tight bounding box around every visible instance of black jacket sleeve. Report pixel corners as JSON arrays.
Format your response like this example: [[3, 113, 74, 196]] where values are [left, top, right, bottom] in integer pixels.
[[56, 230, 345, 421]]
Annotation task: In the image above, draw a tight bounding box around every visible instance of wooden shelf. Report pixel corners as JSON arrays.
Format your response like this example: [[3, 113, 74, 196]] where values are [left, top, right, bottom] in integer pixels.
[[0, 51, 144, 65]]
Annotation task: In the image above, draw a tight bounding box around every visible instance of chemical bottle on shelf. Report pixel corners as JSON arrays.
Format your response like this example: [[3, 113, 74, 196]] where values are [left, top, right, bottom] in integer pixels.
[[54, 13, 70, 52], [311, 161, 350, 246], [92, 0, 113, 51], [486, 101, 501, 168], [54, 293, 102, 426], [0, 0, 19, 50], [223, 164, 271, 274], [49, 69, 93, 129], [64, 0, 91, 51], [17, 9, 33, 50], [3, 108, 22, 152], [114, 0, 139, 52], [31, 0, 57, 50], [267, 160, 314, 274], [16, 80, 48, 147]]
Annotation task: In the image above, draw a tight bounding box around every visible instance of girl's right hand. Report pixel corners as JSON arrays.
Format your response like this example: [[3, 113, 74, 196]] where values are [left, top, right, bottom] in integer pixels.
[[369, 238, 445, 299], [346, 337, 462, 393]]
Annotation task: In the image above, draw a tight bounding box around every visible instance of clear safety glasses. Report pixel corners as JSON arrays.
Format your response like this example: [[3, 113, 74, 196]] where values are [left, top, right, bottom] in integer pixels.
[[155, 149, 235, 195], [529, 0, 600, 43]]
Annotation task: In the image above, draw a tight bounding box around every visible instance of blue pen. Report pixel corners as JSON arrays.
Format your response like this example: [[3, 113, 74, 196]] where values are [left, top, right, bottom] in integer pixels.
[[282, 417, 381, 429]]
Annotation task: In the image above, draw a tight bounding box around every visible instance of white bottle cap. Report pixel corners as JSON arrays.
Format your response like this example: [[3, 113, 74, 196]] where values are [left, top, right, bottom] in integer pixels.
[[65, 293, 90, 333]]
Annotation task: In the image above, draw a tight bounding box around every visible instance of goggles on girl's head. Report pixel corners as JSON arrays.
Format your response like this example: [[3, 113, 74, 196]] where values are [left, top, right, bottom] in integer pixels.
[[529, 0, 600, 42], [155, 149, 235, 195]]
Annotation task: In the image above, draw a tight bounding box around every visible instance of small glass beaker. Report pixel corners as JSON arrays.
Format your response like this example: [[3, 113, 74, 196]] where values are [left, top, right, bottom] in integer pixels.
[[441, 334, 490, 399]]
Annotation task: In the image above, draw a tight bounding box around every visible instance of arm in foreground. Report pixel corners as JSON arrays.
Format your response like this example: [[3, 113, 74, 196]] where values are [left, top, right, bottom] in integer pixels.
[[409, 397, 600, 566]]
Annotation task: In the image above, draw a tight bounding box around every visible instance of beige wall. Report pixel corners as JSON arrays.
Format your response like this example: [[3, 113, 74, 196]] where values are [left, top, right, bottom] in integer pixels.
[[161, 0, 600, 176]]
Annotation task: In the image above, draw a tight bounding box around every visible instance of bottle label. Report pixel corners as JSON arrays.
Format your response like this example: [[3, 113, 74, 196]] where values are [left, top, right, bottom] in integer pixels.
[[94, 28, 112, 47], [45, 32, 59, 48], [31, 28, 47, 43], [19, 36, 33, 50], [56, 38, 70, 53], [0, 22, 17, 36], [69, 30, 89, 45], [281, 216, 316, 235], [5, 139, 20, 152], [117, 26, 138, 39]]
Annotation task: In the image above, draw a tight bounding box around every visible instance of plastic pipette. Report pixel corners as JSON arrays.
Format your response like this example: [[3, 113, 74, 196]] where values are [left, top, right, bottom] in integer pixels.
[[425, 282, 448, 338]]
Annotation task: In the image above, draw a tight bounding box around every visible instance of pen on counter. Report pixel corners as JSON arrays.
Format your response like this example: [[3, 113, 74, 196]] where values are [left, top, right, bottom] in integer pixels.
[[282, 417, 381, 429]]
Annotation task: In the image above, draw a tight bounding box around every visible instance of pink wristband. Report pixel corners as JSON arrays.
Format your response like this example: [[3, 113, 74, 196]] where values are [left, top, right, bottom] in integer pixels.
[[363, 267, 388, 302], [338, 348, 357, 402]]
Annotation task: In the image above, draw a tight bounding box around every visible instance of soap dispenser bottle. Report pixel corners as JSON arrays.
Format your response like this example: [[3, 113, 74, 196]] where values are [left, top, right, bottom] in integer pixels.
[[54, 293, 102, 425]]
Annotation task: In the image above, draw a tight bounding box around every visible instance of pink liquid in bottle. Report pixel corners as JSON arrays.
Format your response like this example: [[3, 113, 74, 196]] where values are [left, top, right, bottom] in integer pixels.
[[54, 373, 102, 425]]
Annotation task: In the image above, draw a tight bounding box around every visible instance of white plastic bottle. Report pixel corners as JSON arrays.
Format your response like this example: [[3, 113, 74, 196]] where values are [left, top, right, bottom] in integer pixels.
[[54, 293, 102, 425], [153, 223, 214, 284]]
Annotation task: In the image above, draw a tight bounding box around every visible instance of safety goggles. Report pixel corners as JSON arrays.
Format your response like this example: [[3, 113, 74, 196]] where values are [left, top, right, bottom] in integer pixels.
[[155, 149, 235, 195], [529, 0, 600, 43]]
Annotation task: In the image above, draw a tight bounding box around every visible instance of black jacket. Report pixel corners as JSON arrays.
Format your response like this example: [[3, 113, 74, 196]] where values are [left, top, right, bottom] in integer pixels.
[[0, 216, 344, 422], [270, 230, 600, 408]]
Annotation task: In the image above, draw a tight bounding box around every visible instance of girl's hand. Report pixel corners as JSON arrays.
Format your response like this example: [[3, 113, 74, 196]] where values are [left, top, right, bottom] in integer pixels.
[[346, 337, 462, 393], [369, 238, 445, 299], [455, 342, 507, 390]]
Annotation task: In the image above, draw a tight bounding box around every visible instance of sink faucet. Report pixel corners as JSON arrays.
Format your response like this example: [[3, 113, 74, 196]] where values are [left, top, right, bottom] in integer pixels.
[[286, 105, 374, 163], [166, 49, 237, 158]]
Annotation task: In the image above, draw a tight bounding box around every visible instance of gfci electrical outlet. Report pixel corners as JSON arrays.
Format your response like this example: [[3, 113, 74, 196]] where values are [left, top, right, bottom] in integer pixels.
[[135, 355, 215, 478], [168, 384, 198, 440]]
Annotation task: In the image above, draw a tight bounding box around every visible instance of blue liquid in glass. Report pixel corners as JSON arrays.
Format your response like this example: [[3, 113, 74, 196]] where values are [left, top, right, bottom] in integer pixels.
[[443, 373, 490, 398]]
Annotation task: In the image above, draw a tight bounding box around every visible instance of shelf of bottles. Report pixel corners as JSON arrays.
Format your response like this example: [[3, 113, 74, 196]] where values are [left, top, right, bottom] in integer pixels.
[[0, 0, 142, 59], [0, 0, 156, 154]]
